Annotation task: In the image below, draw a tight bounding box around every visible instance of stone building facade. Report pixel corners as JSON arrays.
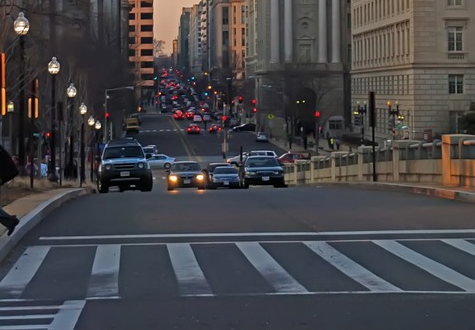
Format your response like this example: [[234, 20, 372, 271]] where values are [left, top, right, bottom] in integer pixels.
[[250, 0, 351, 140], [351, 0, 475, 142]]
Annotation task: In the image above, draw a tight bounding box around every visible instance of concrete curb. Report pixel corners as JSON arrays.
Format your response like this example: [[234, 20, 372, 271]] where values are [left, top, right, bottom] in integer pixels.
[[0, 188, 95, 263], [312, 182, 475, 204]]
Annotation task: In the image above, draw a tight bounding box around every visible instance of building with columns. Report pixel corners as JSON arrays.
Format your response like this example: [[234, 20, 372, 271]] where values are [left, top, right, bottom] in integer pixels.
[[250, 0, 351, 139], [351, 0, 475, 142]]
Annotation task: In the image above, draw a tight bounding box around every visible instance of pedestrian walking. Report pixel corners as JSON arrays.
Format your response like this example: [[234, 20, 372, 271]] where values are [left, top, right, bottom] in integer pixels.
[[0, 145, 20, 236]]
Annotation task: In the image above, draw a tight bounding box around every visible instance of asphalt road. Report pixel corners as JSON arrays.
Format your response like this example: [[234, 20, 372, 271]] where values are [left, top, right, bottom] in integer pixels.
[[0, 113, 475, 329]]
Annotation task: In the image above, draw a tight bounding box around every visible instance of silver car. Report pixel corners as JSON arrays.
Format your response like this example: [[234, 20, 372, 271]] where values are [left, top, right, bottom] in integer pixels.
[[147, 154, 175, 169]]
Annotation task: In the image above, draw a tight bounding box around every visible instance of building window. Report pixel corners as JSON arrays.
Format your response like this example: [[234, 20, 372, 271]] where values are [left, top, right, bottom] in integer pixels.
[[298, 44, 312, 63], [223, 7, 229, 25], [447, 27, 463, 51], [448, 74, 464, 94], [447, 0, 462, 6]]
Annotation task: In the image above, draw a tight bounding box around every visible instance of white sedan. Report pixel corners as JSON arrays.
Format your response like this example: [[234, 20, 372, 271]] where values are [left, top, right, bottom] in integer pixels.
[[147, 154, 176, 169]]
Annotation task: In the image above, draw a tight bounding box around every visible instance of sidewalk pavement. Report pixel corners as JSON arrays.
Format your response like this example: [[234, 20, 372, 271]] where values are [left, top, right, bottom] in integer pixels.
[[0, 187, 95, 262], [268, 136, 475, 204]]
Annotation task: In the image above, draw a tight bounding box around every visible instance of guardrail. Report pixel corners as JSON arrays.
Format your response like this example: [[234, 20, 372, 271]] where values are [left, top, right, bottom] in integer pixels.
[[284, 134, 475, 188]]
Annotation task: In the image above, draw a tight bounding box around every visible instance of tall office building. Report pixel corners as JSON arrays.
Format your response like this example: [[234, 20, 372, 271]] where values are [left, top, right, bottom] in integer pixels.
[[351, 0, 475, 140], [128, 0, 154, 99], [178, 8, 192, 75], [189, 4, 204, 77]]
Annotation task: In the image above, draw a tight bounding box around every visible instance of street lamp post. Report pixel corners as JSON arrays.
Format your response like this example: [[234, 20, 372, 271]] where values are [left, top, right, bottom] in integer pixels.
[[66, 83, 76, 179], [13, 12, 29, 169], [7, 101, 14, 154], [87, 115, 95, 181], [79, 102, 87, 187], [94, 120, 101, 179], [103, 86, 134, 142], [47, 57, 60, 182]]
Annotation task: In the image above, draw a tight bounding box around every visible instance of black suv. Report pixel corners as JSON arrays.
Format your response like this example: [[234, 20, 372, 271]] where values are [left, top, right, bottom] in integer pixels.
[[240, 156, 286, 188], [96, 138, 153, 193]]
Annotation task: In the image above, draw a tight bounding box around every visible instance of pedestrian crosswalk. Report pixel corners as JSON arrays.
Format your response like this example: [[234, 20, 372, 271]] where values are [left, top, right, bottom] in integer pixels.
[[140, 128, 184, 133], [0, 300, 84, 330], [1, 238, 475, 301]]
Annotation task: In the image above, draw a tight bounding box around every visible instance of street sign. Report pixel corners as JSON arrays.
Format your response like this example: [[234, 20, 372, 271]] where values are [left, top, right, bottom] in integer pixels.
[[268, 114, 275, 120]]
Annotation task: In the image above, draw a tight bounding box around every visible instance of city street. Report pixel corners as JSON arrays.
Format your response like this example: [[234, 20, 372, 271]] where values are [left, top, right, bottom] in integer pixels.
[[0, 114, 474, 329]]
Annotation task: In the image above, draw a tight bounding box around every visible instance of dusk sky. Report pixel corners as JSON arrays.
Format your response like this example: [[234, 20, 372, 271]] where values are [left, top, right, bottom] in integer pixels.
[[155, 0, 198, 55]]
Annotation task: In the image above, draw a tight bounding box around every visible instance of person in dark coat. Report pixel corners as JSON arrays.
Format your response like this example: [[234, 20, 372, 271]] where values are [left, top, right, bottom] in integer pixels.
[[0, 145, 20, 236]]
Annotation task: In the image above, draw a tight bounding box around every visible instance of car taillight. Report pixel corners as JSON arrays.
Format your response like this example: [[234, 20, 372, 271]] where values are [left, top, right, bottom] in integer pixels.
[[187, 128, 191, 131]]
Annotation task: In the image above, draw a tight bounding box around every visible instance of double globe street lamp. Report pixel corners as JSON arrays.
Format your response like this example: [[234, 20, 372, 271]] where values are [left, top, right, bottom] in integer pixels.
[[47, 57, 60, 182], [79, 102, 87, 187], [13, 12, 30, 168]]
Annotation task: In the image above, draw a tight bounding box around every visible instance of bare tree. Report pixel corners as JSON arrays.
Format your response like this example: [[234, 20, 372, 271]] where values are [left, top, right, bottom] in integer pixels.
[[153, 39, 166, 57]]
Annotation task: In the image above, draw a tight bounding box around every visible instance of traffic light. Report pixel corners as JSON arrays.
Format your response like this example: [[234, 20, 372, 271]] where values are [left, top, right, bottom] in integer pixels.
[[314, 111, 321, 119], [45, 131, 51, 139], [251, 99, 256, 106], [238, 96, 243, 104], [354, 111, 362, 126], [222, 115, 227, 122], [105, 112, 110, 119], [252, 107, 257, 113]]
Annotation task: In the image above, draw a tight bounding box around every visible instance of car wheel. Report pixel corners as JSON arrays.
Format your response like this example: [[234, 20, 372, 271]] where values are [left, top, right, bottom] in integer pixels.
[[242, 179, 249, 189], [141, 180, 153, 192], [97, 180, 108, 193], [164, 163, 171, 169]]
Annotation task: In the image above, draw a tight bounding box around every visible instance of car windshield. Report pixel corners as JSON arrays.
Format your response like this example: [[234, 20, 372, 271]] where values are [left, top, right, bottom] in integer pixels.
[[214, 167, 238, 174], [246, 158, 279, 167], [143, 147, 154, 153], [103, 146, 144, 159], [171, 163, 201, 172]]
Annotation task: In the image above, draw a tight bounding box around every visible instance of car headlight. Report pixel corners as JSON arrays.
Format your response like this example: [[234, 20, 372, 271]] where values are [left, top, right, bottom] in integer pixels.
[[196, 174, 205, 181], [103, 164, 112, 171], [169, 175, 178, 182], [273, 171, 282, 175], [246, 171, 256, 175], [138, 162, 145, 169]]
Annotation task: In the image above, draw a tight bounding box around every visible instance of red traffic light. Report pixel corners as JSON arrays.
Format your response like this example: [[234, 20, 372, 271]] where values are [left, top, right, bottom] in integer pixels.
[[105, 112, 110, 118], [222, 115, 227, 121], [45, 131, 51, 138], [252, 108, 257, 113], [251, 99, 256, 105], [238, 96, 243, 103], [314, 111, 321, 118]]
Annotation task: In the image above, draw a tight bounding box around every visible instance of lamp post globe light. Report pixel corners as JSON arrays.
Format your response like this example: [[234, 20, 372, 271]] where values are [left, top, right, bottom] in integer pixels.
[[66, 83, 77, 179], [79, 102, 87, 187], [47, 57, 60, 182], [13, 12, 30, 169]]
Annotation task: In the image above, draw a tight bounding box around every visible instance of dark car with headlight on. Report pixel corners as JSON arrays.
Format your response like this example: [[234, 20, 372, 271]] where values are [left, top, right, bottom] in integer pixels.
[[97, 138, 153, 193], [167, 161, 206, 191], [240, 156, 286, 188]]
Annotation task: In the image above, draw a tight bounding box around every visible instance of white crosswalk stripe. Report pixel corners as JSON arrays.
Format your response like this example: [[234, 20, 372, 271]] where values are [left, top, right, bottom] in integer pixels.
[[304, 241, 402, 292], [374, 240, 475, 292], [0, 300, 85, 330], [1, 239, 475, 300], [86, 245, 121, 298], [236, 242, 308, 293]]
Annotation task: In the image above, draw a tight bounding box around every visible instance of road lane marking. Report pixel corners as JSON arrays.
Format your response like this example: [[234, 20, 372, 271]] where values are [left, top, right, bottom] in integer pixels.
[[39, 229, 475, 241], [169, 117, 195, 160], [0, 246, 50, 298], [49, 300, 86, 330], [86, 245, 121, 298], [236, 242, 308, 293], [167, 243, 212, 296], [304, 241, 401, 292], [442, 239, 475, 256], [374, 240, 475, 292]]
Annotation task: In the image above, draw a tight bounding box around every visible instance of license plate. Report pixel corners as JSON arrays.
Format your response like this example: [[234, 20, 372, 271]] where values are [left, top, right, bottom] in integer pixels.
[[120, 171, 130, 177], [224, 181, 229, 185], [262, 176, 270, 181], [184, 179, 191, 184]]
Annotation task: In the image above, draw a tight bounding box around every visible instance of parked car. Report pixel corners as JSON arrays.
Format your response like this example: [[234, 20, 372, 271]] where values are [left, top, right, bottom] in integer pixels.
[[277, 152, 310, 164], [166, 161, 206, 191], [240, 156, 286, 189], [232, 123, 256, 132], [187, 124, 201, 134], [207, 166, 241, 189], [256, 132, 268, 142], [147, 154, 175, 169]]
